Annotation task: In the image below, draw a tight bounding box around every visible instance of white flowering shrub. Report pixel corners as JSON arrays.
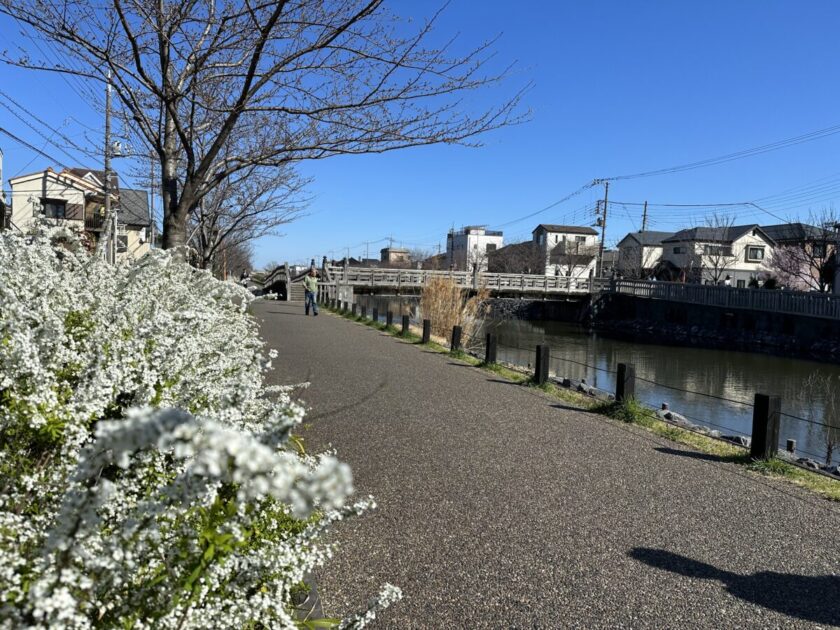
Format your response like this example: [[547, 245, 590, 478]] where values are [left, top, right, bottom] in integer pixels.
[[0, 228, 400, 629]]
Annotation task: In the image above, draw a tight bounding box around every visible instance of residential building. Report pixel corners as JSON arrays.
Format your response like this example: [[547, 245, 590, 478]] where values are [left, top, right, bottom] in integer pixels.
[[760, 222, 840, 291], [446, 225, 504, 272], [660, 224, 775, 286], [380, 247, 410, 266], [616, 231, 674, 278], [7, 167, 151, 261], [532, 224, 599, 279]]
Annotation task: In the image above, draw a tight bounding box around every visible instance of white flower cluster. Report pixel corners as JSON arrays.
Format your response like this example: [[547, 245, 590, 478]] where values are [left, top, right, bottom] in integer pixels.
[[0, 229, 399, 629]]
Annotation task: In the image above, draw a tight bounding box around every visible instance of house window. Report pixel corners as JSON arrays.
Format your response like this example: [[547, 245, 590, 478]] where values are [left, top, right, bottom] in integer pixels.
[[813, 243, 826, 258], [575, 235, 586, 243], [41, 198, 66, 219], [737, 279, 746, 288], [703, 245, 733, 256], [117, 234, 128, 253], [745, 246, 765, 262], [486, 243, 497, 253], [673, 246, 683, 254]]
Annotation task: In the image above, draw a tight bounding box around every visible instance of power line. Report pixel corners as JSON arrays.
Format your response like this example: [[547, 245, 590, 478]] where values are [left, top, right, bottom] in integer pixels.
[[0, 126, 71, 168], [600, 121, 840, 182], [489, 181, 597, 230]]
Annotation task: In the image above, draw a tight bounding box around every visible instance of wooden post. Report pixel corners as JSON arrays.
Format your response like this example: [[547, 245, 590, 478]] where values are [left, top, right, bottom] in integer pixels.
[[422, 319, 431, 344], [373, 306, 379, 323], [485, 333, 497, 364], [386, 310, 393, 328], [451, 325, 462, 351], [751, 393, 781, 460], [616, 363, 636, 402], [401, 314, 409, 336], [351, 303, 357, 316], [361, 305, 367, 319], [534, 344, 550, 385]]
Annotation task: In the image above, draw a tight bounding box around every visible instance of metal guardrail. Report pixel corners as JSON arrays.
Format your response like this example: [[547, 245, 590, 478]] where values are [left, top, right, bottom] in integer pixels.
[[323, 266, 609, 294], [609, 279, 840, 319]]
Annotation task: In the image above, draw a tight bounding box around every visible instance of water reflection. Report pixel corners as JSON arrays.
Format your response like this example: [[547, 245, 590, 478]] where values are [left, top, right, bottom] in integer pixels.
[[487, 319, 840, 465]]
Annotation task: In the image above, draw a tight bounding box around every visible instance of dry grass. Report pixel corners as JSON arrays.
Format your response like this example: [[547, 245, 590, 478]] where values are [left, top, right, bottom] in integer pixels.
[[420, 277, 489, 346]]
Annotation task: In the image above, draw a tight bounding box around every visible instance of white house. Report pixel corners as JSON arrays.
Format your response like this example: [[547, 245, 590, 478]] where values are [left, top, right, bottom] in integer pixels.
[[532, 224, 599, 278], [446, 225, 504, 272], [660, 224, 775, 286], [8, 167, 151, 261], [616, 231, 674, 278]]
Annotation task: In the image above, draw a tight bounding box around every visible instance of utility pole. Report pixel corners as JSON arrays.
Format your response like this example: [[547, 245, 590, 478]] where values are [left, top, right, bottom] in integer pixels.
[[597, 181, 609, 278], [641, 200, 648, 232], [96, 70, 113, 262]]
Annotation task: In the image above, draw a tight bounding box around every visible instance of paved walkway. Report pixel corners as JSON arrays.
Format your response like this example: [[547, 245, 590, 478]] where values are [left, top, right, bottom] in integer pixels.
[[255, 301, 840, 629]]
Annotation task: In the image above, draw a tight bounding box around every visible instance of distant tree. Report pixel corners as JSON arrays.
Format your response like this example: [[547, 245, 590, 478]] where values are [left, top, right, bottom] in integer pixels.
[[488, 241, 544, 274], [763, 208, 840, 292], [1, 1, 525, 251], [550, 240, 598, 283], [188, 166, 308, 271], [701, 214, 740, 285], [212, 240, 253, 280]]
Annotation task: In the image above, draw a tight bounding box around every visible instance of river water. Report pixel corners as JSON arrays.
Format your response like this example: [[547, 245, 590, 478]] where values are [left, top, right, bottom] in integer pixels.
[[355, 294, 840, 464]]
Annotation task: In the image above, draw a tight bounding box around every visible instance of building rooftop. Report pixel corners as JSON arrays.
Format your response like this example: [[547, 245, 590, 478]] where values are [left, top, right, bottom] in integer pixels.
[[662, 224, 773, 244], [533, 224, 598, 236], [119, 188, 150, 227], [760, 222, 834, 242], [620, 230, 674, 246]]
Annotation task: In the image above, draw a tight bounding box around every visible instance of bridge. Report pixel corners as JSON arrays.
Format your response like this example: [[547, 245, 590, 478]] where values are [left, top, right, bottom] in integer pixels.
[[261, 264, 840, 321], [317, 265, 609, 301]]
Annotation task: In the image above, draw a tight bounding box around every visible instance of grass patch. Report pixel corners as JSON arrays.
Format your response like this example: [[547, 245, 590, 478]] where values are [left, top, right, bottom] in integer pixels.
[[590, 398, 657, 428], [478, 361, 529, 383]]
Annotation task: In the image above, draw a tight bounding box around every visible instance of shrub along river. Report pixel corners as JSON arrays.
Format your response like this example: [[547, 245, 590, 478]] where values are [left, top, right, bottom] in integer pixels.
[[356, 294, 840, 465]]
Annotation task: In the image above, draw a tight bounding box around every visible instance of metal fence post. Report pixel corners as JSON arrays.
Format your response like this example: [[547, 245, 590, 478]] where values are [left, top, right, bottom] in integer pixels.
[[386, 310, 393, 328], [351, 303, 357, 316], [361, 305, 367, 319], [534, 344, 550, 385], [616, 363, 636, 402], [485, 333, 497, 364], [422, 319, 431, 344], [401, 314, 410, 336], [373, 307, 379, 323], [751, 393, 781, 460], [451, 325, 462, 351]]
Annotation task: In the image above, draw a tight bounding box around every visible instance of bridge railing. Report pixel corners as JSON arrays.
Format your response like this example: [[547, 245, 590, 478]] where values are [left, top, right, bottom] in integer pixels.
[[325, 265, 608, 294], [610, 279, 840, 319]]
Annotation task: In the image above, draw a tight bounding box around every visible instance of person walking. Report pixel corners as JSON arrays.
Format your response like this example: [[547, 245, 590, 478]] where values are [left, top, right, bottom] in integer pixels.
[[303, 268, 319, 316]]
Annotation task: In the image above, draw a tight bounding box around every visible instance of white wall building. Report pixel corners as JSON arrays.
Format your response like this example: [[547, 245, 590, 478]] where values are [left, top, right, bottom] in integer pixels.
[[8, 167, 151, 261], [532, 224, 599, 279], [446, 226, 504, 272], [660, 225, 775, 286], [616, 231, 674, 278]]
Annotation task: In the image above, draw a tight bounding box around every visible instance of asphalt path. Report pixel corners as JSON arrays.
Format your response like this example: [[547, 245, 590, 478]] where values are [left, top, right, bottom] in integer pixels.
[[255, 301, 840, 629]]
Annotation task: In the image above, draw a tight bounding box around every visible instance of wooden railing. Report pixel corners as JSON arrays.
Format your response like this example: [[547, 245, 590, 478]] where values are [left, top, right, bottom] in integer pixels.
[[609, 279, 840, 319], [324, 265, 608, 294]]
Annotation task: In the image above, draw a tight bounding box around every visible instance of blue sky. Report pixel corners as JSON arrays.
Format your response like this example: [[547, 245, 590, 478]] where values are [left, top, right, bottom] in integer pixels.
[[2, 1, 840, 267]]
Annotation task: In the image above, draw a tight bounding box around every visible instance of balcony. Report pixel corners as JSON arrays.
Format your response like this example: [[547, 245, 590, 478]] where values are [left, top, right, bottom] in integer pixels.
[[85, 210, 105, 232]]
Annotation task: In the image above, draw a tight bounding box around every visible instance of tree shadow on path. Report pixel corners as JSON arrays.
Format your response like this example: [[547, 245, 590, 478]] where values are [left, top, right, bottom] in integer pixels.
[[629, 547, 840, 626]]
